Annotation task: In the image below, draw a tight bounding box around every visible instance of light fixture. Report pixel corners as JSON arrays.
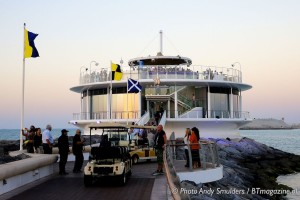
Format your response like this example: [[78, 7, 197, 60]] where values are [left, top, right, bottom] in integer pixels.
[[90, 61, 99, 74]]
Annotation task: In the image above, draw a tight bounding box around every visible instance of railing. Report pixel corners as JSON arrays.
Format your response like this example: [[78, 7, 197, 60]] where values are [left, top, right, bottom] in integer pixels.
[[136, 111, 150, 125], [164, 134, 190, 200], [159, 111, 166, 127], [174, 109, 251, 119], [176, 93, 193, 110], [163, 133, 220, 199], [79, 65, 242, 85], [167, 139, 220, 171], [72, 111, 140, 120], [72, 110, 251, 120]]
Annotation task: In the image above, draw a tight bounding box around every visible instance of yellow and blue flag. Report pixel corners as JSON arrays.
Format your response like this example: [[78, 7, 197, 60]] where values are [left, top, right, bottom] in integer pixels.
[[111, 63, 123, 81], [24, 29, 39, 58]]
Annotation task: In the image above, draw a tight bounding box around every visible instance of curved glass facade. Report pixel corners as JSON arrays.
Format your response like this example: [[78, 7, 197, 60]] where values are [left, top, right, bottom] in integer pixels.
[[80, 86, 241, 120], [82, 87, 139, 119]]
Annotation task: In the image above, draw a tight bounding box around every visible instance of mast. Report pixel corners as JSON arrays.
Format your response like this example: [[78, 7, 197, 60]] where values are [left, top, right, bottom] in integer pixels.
[[159, 30, 163, 54]]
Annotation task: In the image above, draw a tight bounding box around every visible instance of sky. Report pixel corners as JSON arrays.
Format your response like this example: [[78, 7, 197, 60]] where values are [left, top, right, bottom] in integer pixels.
[[0, 0, 299, 129]]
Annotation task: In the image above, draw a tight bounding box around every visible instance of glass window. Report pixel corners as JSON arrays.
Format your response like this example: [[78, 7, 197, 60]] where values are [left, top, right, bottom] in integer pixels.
[[210, 93, 229, 118], [111, 93, 139, 119]]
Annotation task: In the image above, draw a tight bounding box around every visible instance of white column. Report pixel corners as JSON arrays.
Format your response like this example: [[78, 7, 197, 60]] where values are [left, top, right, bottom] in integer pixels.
[[230, 88, 233, 118], [175, 87, 178, 118], [207, 86, 211, 118], [239, 91, 242, 118], [87, 89, 90, 120], [167, 100, 170, 118], [80, 92, 83, 119], [138, 92, 142, 118], [107, 87, 110, 119], [147, 100, 150, 114]]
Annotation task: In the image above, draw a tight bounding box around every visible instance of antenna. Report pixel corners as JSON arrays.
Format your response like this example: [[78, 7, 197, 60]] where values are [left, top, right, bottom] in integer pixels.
[[159, 30, 163, 54]]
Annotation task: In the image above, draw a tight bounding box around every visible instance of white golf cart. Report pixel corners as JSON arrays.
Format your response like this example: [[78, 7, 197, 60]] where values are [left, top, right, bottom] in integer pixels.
[[84, 123, 132, 187]]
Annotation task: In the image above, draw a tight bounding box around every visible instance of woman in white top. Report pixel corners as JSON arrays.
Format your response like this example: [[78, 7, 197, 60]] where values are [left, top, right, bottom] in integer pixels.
[[183, 128, 191, 167]]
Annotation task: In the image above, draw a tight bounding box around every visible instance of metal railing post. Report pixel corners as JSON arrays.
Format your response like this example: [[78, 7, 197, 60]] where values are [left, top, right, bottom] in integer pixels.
[[187, 143, 193, 171], [208, 143, 215, 168]]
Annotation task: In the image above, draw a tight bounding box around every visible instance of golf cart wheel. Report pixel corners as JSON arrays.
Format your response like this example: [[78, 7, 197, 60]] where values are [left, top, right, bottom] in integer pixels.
[[119, 170, 127, 186], [132, 155, 139, 164]]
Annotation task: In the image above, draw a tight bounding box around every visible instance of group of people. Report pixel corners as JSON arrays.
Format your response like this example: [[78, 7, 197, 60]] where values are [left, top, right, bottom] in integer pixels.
[[81, 69, 109, 84], [152, 125, 201, 176], [22, 123, 199, 178], [128, 122, 156, 146], [22, 124, 84, 176], [183, 127, 201, 168], [127, 123, 167, 176]]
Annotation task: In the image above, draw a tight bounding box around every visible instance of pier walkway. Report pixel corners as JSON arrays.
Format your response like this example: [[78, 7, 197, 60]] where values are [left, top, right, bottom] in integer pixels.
[[1, 161, 168, 200]]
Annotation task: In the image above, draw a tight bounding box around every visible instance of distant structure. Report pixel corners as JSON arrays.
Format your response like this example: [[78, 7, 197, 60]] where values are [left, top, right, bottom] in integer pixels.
[[240, 118, 292, 130]]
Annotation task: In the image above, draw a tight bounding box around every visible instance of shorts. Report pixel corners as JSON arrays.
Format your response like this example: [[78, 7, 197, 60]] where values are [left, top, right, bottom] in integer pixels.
[[156, 148, 163, 164]]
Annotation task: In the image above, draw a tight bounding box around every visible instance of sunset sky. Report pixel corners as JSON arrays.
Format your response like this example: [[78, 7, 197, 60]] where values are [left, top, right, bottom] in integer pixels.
[[0, 0, 299, 129]]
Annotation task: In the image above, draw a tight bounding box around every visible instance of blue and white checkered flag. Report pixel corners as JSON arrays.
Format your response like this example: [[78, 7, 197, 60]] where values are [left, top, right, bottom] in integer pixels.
[[127, 78, 142, 93]]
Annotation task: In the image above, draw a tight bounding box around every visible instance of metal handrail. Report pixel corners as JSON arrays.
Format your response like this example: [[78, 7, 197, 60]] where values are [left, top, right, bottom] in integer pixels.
[[159, 111, 166, 127], [163, 132, 221, 199], [72, 111, 145, 120], [72, 110, 251, 120], [164, 141, 190, 200], [167, 140, 220, 171], [79, 65, 243, 85], [136, 111, 150, 125]]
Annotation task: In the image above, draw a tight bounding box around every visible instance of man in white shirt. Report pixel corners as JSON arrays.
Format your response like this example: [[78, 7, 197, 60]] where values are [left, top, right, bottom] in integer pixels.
[[42, 124, 54, 154]]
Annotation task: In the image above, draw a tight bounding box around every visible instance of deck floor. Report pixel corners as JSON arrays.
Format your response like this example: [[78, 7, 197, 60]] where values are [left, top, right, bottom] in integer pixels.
[[1, 160, 167, 200]]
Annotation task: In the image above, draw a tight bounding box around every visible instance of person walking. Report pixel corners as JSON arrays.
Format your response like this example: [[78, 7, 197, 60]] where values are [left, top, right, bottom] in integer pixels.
[[42, 124, 54, 154], [58, 129, 70, 175], [72, 129, 84, 173], [152, 124, 167, 175]]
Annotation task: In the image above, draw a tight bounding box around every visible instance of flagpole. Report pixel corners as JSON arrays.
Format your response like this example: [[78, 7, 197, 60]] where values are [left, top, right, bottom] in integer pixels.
[[126, 78, 129, 125], [20, 23, 26, 150], [110, 61, 112, 120]]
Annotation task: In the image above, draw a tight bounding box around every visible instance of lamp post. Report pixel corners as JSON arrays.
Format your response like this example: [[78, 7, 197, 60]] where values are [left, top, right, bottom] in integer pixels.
[[90, 61, 99, 75], [231, 62, 242, 82], [80, 66, 88, 83], [80, 66, 88, 75]]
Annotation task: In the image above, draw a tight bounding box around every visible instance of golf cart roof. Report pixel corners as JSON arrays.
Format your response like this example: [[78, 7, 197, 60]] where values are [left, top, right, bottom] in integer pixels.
[[88, 122, 128, 129], [88, 122, 156, 129], [128, 125, 157, 129]]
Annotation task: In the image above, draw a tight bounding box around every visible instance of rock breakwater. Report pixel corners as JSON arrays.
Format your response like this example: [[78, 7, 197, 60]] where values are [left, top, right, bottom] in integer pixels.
[[180, 137, 300, 200]]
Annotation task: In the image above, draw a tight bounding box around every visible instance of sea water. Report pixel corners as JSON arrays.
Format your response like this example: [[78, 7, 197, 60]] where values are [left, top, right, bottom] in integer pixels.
[[0, 129, 78, 141], [240, 129, 300, 200]]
